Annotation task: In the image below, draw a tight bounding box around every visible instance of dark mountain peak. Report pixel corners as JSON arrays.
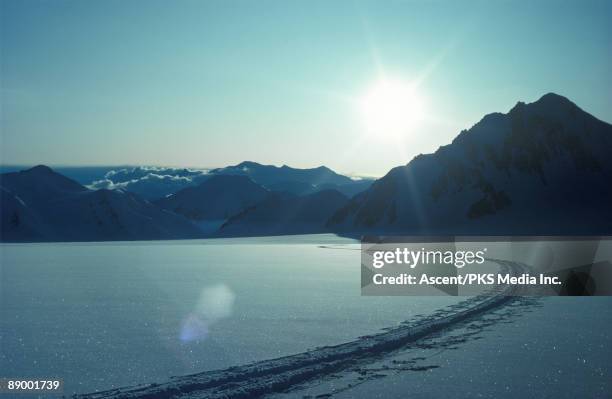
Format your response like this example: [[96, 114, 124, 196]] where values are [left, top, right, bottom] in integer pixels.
[[479, 112, 506, 124], [509, 100, 526, 112], [211, 161, 353, 188], [26, 165, 55, 175], [509, 92, 579, 117], [235, 161, 262, 169], [231, 161, 337, 174], [328, 93, 612, 234], [450, 92, 597, 150], [535, 92, 574, 106], [452, 111, 509, 146], [1, 165, 88, 197], [279, 163, 334, 173]]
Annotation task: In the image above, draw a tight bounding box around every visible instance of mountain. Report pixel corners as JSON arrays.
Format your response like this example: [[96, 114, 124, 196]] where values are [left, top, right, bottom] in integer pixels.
[[1, 165, 88, 200], [87, 166, 210, 200], [0, 166, 202, 242], [37, 163, 372, 200], [155, 175, 269, 221], [317, 179, 375, 198], [1, 186, 45, 241], [218, 189, 348, 236], [328, 93, 612, 235], [0, 165, 122, 185], [208, 161, 373, 197], [211, 161, 353, 186]]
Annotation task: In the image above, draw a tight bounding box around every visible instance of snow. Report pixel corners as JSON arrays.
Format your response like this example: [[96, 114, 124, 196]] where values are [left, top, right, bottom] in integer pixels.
[[73, 260, 524, 398]]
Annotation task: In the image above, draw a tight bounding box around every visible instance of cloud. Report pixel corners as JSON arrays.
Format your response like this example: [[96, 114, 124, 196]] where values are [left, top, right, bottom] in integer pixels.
[[86, 166, 211, 199], [101, 166, 210, 184], [87, 178, 128, 191]]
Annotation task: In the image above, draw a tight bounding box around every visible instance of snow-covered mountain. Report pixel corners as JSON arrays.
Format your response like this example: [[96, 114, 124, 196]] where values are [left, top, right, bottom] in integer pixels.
[[79, 162, 372, 200], [328, 93, 612, 235], [211, 161, 352, 186], [0, 166, 202, 242], [4, 93, 608, 241], [209, 161, 373, 197], [88, 166, 210, 200], [218, 189, 348, 236], [155, 174, 269, 221]]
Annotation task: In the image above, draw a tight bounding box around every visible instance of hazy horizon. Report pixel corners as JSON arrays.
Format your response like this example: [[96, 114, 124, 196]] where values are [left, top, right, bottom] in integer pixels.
[[0, 161, 381, 179], [2, 0, 611, 176], [2, 90, 611, 179]]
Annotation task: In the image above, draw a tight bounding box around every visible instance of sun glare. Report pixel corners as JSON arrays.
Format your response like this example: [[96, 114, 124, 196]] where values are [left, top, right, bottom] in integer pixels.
[[360, 79, 425, 137]]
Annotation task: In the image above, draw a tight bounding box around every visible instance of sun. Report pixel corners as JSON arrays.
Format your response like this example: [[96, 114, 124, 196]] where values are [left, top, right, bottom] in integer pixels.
[[360, 78, 425, 136]]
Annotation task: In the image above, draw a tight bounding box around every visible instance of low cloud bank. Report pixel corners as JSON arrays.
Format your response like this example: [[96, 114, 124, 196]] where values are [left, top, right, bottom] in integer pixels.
[[87, 166, 210, 199]]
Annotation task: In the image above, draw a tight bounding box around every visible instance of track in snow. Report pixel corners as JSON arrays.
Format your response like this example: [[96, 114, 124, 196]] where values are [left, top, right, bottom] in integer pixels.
[[74, 259, 528, 399]]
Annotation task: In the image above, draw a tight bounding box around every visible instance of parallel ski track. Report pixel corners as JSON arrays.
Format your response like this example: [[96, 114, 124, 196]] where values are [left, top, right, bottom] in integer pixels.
[[75, 259, 527, 399]]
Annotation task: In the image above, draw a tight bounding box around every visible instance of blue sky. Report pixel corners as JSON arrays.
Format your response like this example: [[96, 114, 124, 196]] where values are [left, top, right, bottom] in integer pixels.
[[1, 0, 610, 176]]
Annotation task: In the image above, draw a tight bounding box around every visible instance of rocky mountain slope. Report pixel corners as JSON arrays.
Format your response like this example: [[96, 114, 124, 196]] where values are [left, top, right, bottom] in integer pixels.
[[328, 93, 612, 235]]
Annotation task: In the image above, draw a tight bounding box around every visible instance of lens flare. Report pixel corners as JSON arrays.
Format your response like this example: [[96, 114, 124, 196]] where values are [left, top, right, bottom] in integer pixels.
[[179, 284, 235, 343]]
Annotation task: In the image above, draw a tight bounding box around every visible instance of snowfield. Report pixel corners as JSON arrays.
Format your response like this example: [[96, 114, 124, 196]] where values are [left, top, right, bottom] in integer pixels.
[[77, 260, 526, 399]]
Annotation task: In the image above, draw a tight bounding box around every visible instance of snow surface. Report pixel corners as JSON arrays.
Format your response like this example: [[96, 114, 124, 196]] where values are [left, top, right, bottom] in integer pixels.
[[72, 261, 523, 398], [1, 235, 460, 396]]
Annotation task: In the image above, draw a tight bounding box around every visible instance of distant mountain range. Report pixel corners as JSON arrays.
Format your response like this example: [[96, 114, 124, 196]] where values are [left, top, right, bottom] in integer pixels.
[[36, 162, 373, 200], [1, 166, 201, 242], [0, 163, 362, 241], [88, 166, 211, 200], [1, 93, 610, 242], [209, 161, 373, 197], [328, 93, 612, 235], [155, 175, 269, 221], [218, 189, 348, 237]]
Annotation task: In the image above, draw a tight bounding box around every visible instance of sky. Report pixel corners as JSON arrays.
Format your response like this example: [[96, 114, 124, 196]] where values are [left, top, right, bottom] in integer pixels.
[[1, 0, 611, 177]]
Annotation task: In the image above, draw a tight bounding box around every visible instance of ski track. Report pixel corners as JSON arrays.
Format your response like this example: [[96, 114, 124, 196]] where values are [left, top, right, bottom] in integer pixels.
[[73, 259, 528, 399]]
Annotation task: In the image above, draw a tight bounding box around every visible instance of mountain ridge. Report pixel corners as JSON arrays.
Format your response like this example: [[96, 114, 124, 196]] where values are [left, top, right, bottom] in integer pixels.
[[327, 92, 612, 235], [1, 166, 202, 242], [2, 93, 610, 241], [218, 189, 348, 237], [155, 174, 269, 221]]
